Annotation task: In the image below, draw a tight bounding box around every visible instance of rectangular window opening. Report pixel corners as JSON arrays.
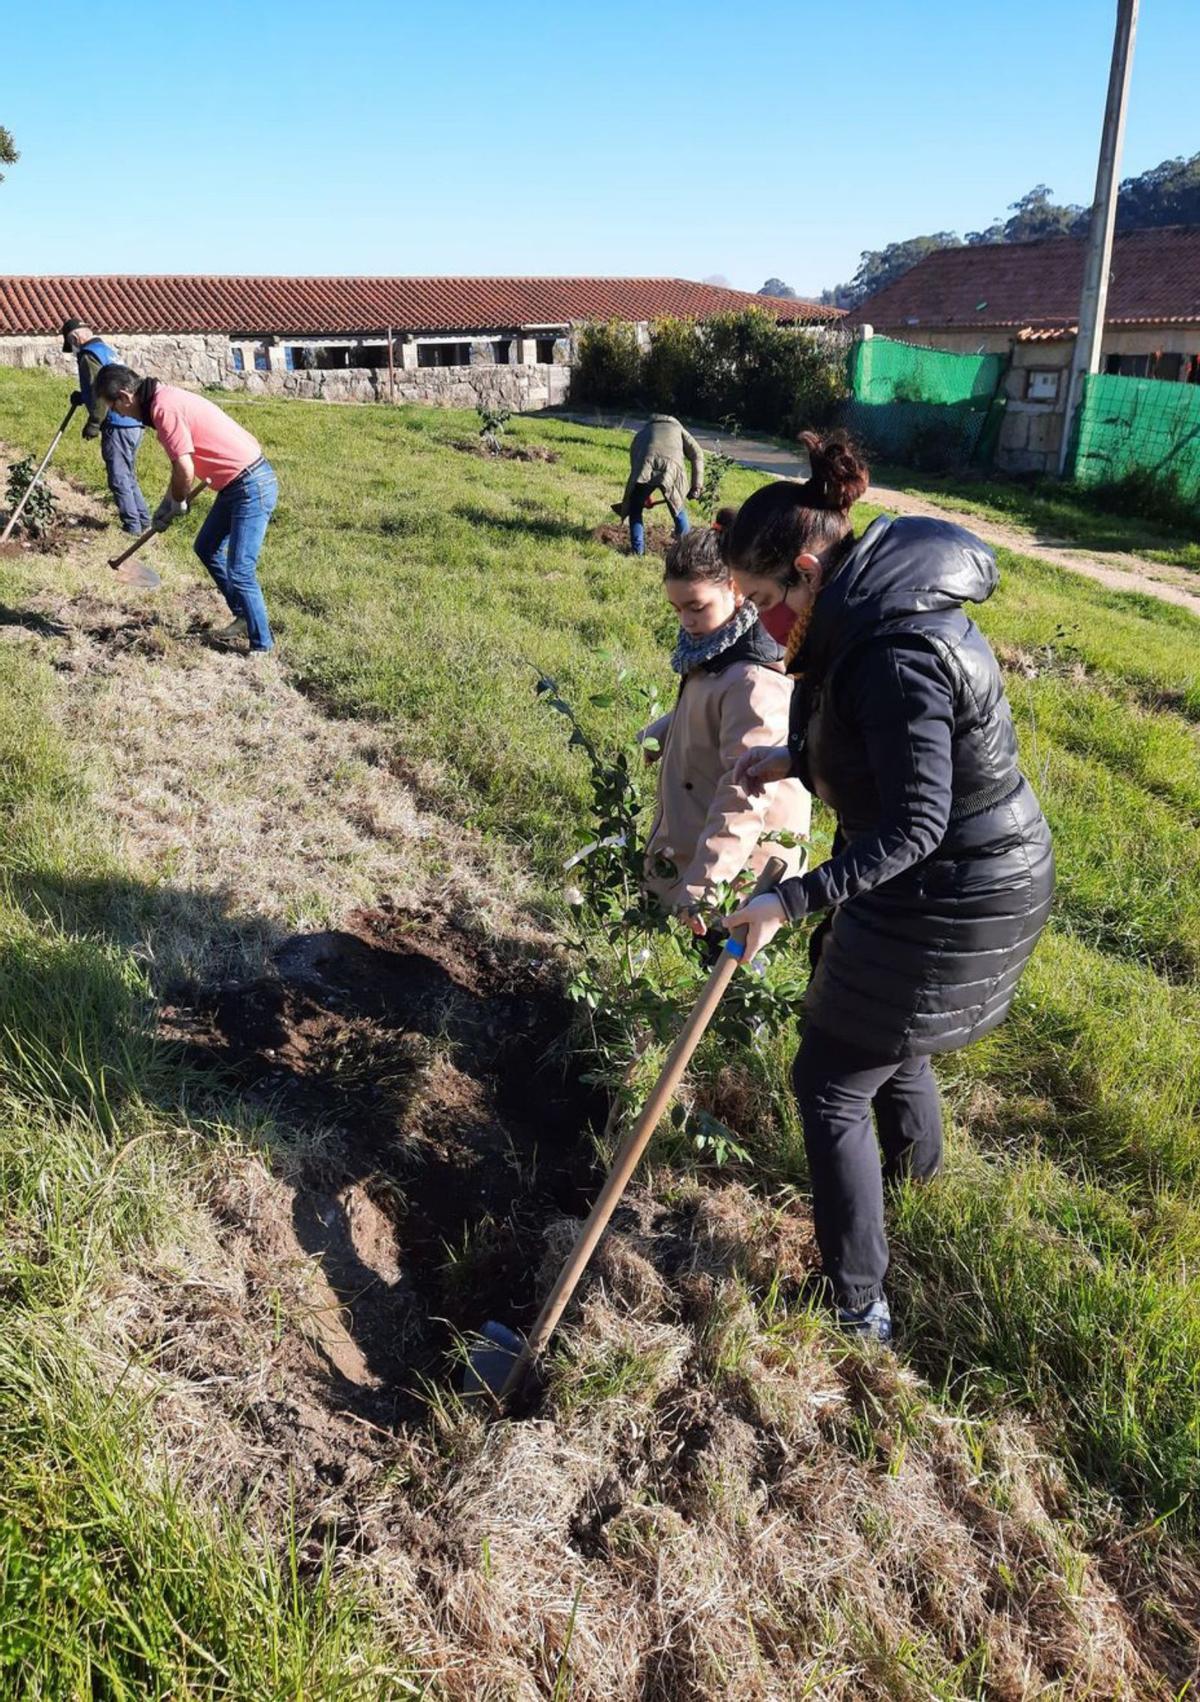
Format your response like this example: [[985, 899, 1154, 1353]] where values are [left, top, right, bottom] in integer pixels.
[[417, 342, 472, 368], [1104, 353, 1152, 378], [287, 345, 355, 370]]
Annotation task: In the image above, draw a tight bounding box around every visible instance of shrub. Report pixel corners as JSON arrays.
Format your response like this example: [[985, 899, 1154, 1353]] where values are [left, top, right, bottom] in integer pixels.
[[572, 320, 644, 406], [1083, 464, 1198, 532], [694, 447, 737, 522], [4, 458, 58, 541], [642, 316, 701, 415], [574, 311, 849, 442], [476, 401, 512, 453], [536, 669, 806, 1099]]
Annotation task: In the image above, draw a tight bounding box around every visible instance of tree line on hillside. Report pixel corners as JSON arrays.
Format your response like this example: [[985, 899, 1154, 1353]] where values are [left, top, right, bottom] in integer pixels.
[[757, 153, 1200, 310]]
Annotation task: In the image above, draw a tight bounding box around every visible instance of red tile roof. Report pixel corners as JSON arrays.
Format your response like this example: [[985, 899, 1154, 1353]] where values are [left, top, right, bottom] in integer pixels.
[[847, 226, 1200, 334], [0, 275, 837, 337]]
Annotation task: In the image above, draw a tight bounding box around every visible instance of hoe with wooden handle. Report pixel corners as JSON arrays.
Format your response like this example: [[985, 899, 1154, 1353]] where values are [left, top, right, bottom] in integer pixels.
[[465, 855, 787, 1407], [106, 480, 209, 587], [0, 403, 79, 544]]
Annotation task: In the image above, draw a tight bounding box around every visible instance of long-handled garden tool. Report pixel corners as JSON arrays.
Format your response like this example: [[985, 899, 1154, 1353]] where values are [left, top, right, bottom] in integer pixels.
[[0, 402, 79, 544], [465, 856, 787, 1405], [106, 480, 209, 589]]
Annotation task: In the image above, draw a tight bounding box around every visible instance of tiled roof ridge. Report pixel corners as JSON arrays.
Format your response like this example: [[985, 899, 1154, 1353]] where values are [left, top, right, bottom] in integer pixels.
[[0, 274, 838, 337], [847, 223, 1200, 330]]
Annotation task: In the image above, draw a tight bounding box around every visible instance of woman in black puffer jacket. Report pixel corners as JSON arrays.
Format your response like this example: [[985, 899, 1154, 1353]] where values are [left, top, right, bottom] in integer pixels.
[[722, 434, 1054, 1342]]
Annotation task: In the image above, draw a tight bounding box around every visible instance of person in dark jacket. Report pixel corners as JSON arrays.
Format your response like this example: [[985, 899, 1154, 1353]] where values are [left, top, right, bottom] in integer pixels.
[[62, 319, 152, 537], [721, 432, 1054, 1343]]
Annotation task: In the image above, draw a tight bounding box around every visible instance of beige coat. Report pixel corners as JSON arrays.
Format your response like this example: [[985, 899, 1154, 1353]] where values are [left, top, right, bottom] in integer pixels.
[[643, 659, 810, 910]]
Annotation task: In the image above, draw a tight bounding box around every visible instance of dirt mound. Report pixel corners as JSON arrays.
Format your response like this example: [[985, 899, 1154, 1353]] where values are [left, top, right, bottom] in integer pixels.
[[592, 522, 674, 558], [0, 511, 108, 557], [451, 438, 561, 463]]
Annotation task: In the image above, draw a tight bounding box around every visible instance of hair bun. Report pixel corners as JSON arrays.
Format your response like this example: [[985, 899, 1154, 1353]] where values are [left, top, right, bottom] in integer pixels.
[[798, 431, 869, 512]]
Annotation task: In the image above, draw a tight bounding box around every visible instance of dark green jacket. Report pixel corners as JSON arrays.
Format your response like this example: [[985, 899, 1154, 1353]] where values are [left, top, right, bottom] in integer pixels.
[[618, 414, 704, 517]]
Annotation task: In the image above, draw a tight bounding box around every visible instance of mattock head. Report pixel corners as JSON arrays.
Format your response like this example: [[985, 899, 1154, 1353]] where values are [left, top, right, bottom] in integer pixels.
[[112, 560, 161, 589]]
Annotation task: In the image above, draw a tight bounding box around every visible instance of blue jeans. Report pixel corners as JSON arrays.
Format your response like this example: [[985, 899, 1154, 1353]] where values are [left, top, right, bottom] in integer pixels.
[[194, 460, 277, 651], [628, 483, 690, 556], [102, 423, 150, 535]]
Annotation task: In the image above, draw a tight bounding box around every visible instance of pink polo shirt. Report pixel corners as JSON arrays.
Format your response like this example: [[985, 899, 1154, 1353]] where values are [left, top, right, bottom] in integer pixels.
[[148, 384, 263, 491]]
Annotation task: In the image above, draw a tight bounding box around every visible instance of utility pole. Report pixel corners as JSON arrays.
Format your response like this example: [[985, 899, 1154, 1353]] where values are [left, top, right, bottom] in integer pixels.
[[1057, 0, 1139, 475]]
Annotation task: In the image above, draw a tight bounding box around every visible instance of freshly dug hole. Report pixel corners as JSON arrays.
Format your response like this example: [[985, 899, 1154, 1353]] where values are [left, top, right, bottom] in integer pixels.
[[164, 899, 604, 1413]]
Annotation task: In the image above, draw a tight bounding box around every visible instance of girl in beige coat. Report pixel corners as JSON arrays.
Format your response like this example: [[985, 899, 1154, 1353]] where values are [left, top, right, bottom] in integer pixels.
[[642, 526, 810, 925]]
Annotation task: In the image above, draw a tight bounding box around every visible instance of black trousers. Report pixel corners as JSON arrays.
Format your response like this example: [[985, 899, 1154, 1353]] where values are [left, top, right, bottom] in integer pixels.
[[792, 1026, 943, 1308]]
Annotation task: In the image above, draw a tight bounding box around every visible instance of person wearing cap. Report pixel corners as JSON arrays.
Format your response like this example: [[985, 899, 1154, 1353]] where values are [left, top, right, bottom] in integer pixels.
[[612, 414, 704, 557], [61, 319, 150, 536], [94, 364, 277, 654]]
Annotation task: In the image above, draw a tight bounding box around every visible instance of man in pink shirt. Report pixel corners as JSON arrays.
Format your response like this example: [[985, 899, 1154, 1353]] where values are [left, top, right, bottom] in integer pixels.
[[96, 366, 277, 653]]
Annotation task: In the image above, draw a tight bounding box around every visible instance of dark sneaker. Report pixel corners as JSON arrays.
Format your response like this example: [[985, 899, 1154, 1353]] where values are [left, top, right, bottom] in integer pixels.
[[836, 1297, 893, 1344]]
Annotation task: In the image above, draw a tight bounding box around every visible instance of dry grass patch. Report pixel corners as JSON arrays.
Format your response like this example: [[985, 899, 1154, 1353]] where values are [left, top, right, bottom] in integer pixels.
[[0, 451, 539, 988], [91, 1162, 1195, 1700]]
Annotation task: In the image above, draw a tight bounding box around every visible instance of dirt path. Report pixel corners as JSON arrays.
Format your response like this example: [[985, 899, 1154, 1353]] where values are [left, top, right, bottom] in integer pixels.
[[865, 478, 1200, 615], [559, 408, 1200, 619]]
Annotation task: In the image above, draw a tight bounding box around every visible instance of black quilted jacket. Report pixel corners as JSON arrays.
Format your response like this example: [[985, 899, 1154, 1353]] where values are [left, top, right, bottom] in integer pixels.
[[776, 514, 1055, 1058]]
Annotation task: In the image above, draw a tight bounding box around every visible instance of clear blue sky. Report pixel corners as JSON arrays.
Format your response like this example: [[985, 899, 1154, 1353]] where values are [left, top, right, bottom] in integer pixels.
[[3, 0, 1194, 296]]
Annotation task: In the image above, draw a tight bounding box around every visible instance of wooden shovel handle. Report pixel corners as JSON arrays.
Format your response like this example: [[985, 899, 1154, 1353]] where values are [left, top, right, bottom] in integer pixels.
[[499, 854, 788, 1401], [107, 480, 209, 569]]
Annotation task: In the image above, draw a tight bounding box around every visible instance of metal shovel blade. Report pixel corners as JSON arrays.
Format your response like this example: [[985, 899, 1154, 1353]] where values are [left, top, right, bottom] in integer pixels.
[[461, 1320, 524, 1399], [113, 559, 162, 589]]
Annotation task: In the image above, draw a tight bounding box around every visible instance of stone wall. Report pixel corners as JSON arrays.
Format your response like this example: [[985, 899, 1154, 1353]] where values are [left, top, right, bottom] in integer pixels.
[[0, 335, 571, 412], [996, 341, 1073, 475], [1, 334, 230, 387], [223, 361, 570, 410]]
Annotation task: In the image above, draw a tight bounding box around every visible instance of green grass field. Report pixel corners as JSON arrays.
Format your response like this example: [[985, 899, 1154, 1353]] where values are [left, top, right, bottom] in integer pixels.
[[873, 463, 1200, 571], [1, 370, 1198, 1696]]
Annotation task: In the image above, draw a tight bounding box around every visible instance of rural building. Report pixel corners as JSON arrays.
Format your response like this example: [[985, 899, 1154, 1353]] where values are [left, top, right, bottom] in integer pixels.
[[0, 275, 835, 412], [847, 226, 1200, 472]]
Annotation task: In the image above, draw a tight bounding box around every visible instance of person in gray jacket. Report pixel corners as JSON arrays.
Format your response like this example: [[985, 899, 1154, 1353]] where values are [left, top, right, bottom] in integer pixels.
[[613, 414, 704, 555]]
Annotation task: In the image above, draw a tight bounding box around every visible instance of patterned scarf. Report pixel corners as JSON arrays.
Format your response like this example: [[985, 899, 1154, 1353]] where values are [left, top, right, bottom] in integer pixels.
[[670, 600, 759, 676]]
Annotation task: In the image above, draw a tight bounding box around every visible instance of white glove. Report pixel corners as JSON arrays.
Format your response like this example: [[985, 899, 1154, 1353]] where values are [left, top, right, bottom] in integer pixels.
[[724, 892, 788, 964], [152, 495, 188, 533]]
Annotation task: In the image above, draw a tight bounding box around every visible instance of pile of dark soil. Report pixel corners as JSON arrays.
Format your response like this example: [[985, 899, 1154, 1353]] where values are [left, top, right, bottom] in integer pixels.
[[591, 522, 674, 558], [451, 439, 561, 464], [0, 513, 107, 557]]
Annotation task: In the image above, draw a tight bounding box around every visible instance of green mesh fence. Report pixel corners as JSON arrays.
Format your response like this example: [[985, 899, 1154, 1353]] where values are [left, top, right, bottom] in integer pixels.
[[844, 334, 1006, 469], [1072, 372, 1200, 504]]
